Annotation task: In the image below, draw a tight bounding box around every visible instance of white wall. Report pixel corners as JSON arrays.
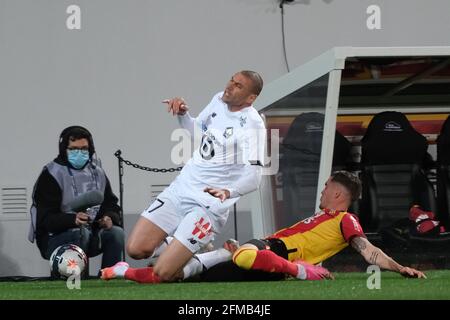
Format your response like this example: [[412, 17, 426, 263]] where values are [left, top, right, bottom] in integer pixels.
[[1, 0, 449, 276]]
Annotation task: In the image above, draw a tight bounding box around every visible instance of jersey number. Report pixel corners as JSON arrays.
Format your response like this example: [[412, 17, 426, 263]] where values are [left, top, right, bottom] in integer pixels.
[[200, 135, 215, 160]]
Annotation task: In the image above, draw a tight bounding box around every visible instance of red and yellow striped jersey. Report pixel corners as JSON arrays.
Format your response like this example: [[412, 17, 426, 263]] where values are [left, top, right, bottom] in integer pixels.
[[268, 209, 365, 265]]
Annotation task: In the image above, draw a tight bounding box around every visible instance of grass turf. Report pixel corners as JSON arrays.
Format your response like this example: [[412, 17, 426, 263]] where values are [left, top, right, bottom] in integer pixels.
[[0, 270, 449, 300]]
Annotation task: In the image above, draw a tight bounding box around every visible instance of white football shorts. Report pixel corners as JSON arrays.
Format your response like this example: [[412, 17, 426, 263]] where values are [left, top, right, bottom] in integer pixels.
[[141, 185, 229, 253]]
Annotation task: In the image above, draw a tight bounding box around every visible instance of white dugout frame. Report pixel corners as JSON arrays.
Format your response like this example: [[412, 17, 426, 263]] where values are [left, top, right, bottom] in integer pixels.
[[251, 46, 450, 238]]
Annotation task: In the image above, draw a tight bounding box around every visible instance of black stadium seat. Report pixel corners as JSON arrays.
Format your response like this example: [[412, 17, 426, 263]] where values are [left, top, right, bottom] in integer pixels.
[[278, 112, 352, 228], [359, 111, 436, 233]]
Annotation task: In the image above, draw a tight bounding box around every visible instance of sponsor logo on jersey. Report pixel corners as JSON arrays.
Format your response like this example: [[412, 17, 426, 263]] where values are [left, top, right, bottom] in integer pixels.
[[239, 116, 247, 127], [202, 114, 215, 132], [301, 210, 326, 224], [349, 215, 362, 232], [223, 127, 234, 138], [192, 217, 212, 240]]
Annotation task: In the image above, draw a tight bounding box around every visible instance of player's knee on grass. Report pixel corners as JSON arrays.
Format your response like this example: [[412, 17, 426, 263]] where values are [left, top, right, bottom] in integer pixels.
[[153, 264, 177, 282], [232, 247, 258, 270]]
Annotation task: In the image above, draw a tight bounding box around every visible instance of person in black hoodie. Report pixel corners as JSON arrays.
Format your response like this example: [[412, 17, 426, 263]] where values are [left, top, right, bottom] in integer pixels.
[[29, 126, 124, 272]]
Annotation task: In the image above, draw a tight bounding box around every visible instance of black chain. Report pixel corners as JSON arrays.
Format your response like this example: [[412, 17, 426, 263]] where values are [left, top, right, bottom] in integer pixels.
[[114, 150, 183, 173]]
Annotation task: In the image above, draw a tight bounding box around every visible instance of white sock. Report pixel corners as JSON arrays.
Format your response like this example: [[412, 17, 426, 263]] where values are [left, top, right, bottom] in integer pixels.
[[297, 264, 307, 280], [182, 257, 204, 280], [182, 248, 233, 280], [113, 263, 129, 278], [196, 248, 232, 270]]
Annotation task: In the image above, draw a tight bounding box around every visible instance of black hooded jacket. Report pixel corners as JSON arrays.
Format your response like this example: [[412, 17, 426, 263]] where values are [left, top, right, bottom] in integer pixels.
[[32, 127, 121, 257], [34, 155, 121, 257]]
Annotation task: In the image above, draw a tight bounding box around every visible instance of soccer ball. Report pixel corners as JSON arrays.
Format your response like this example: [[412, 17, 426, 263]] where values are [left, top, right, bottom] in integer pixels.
[[49, 244, 88, 279]]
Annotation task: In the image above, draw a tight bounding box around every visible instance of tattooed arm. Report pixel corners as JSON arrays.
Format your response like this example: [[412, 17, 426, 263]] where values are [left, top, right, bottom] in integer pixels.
[[350, 237, 426, 278]]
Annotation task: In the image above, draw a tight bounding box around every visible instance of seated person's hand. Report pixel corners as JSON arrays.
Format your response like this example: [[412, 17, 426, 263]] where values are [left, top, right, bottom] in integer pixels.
[[98, 216, 113, 230], [75, 212, 90, 226]]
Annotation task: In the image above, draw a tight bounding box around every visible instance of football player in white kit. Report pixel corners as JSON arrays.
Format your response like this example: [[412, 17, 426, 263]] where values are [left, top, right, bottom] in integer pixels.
[[101, 71, 266, 283]]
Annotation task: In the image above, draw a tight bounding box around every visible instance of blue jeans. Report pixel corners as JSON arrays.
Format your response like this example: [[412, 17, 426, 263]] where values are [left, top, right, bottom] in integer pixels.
[[46, 226, 125, 269]]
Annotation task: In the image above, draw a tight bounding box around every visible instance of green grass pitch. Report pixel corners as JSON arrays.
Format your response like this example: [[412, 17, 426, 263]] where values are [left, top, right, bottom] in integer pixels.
[[1, 270, 450, 300]]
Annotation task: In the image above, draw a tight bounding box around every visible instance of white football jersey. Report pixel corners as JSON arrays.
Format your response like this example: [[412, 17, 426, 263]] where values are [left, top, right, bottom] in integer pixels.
[[174, 92, 266, 209]]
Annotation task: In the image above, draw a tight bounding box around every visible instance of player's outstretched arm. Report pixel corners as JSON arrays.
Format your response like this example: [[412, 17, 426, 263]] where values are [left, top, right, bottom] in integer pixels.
[[350, 236, 427, 279], [163, 97, 198, 136], [204, 165, 262, 201]]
